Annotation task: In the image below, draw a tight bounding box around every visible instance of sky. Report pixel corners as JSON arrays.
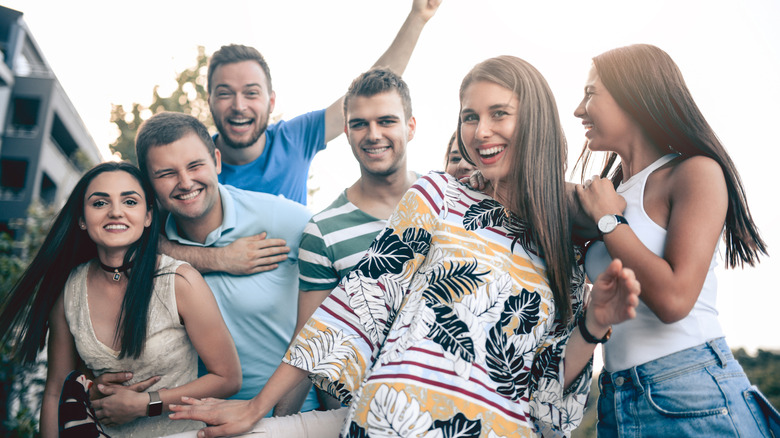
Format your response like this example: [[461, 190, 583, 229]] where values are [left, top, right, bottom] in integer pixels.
[[6, 0, 779, 353]]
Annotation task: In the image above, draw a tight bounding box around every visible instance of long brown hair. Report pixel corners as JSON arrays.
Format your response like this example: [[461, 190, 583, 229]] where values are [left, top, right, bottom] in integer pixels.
[[575, 44, 767, 268], [458, 56, 574, 322]]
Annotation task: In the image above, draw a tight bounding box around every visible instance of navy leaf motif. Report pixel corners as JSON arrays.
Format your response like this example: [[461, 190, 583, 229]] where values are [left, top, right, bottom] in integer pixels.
[[463, 198, 505, 231], [529, 343, 563, 394], [317, 378, 353, 406], [485, 322, 528, 401], [500, 289, 541, 336], [402, 228, 432, 256], [355, 228, 414, 279], [428, 303, 475, 363], [503, 214, 538, 255], [345, 421, 368, 438], [422, 260, 488, 305], [430, 412, 481, 437]]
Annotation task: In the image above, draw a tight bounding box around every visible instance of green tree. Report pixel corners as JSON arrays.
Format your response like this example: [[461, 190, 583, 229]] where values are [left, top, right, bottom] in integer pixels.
[[109, 46, 212, 165]]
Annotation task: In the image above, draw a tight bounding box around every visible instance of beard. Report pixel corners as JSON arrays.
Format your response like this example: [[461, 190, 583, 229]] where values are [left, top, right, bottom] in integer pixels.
[[212, 109, 269, 150]]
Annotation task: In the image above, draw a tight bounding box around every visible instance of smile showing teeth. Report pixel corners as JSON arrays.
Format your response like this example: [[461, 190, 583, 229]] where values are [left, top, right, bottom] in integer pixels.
[[228, 117, 252, 125], [104, 224, 128, 230], [479, 145, 506, 158], [364, 146, 391, 155], [176, 190, 201, 201]]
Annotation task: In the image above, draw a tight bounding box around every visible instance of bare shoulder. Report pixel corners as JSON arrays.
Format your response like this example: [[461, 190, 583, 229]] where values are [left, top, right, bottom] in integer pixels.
[[173, 262, 208, 294], [670, 155, 724, 182]]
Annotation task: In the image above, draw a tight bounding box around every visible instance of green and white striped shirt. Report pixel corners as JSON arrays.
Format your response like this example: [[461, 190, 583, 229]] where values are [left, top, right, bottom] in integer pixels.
[[298, 190, 386, 291]]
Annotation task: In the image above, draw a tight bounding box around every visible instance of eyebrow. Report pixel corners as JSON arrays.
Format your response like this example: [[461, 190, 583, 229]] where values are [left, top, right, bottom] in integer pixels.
[[214, 83, 263, 90], [152, 159, 205, 176], [87, 190, 141, 199]]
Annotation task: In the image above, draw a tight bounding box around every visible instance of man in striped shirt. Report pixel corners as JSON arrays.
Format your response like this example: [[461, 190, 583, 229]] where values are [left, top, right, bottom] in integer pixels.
[[290, 68, 419, 408]]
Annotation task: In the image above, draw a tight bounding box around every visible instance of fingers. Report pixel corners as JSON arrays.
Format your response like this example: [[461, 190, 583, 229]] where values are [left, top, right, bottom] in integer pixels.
[[98, 371, 133, 385], [127, 375, 160, 392], [97, 383, 118, 396]]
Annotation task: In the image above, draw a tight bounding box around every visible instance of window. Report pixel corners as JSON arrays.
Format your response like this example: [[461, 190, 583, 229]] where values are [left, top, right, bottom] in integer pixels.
[[11, 97, 40, 131]]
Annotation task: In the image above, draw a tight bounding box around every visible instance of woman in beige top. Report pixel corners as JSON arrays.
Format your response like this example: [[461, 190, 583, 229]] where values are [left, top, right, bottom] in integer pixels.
[[0, 162, 240, 437]]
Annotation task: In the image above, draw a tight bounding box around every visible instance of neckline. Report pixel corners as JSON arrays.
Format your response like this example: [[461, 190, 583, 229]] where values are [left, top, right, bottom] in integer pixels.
[[618, 153, 679, 193]]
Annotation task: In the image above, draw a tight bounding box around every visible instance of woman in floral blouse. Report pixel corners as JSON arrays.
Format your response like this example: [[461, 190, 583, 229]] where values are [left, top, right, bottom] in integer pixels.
[[170, 56, 641, 438]]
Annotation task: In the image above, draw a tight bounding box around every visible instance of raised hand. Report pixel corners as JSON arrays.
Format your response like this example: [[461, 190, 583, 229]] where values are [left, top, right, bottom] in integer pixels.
[[411, 0, 443, 23], [587, 258, 641, 331]]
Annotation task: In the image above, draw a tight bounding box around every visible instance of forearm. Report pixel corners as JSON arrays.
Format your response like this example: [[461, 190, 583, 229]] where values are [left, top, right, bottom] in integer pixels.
[[563, 323, 607, 389], [40, 391, 60, 438], [372, 10, 429, 75], [160, 236, 224, 273], [249, 363, 311, 421], [602, 230, 694, 322], [161, 372, 241, 413], [272, 379, 312, 417]]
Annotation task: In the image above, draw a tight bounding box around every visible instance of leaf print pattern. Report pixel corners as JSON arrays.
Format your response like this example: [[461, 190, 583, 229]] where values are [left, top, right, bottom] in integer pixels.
[[356, 228, 414, 279], [402, 228, 432, 256], [529, 342, 563, 394], [462, 198, 505, 231], [422, 260, 487, 305], [427, 302, 475, 364], [485, 322, 527, 401], [344, 271, 388, 345], [500, 289, 541, 336], [503, 213, 537, 255], [430, 412, 481, 438], [288, 328, 359, 384], [285, 172, 592, 436], [366, 385, 442, 438]]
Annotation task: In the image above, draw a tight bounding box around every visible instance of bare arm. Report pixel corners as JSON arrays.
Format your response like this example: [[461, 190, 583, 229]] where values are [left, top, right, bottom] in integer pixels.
[[562, 259, 640, 388], [576, 157, 727, 323], [170, 362, 309, 438], [92, 264, 241, 425], [159, 232, 290, 275], [40, 295, 79, 438], [323, 0, 442, 142]]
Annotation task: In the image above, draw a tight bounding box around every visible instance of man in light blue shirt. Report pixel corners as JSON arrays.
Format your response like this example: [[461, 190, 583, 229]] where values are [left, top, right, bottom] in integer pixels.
[[135, 111, 318, 414]]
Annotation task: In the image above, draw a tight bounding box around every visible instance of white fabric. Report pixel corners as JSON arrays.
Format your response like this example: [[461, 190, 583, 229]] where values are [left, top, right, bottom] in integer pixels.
[[584, 154, 724, 372]]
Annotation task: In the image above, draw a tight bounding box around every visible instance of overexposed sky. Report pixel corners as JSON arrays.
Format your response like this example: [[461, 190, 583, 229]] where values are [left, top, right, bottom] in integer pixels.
[[7, 0, 779, 352]]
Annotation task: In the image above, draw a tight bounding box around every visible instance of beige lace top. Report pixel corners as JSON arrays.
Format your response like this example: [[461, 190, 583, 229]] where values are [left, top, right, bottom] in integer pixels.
[[63, 254, 202, 437]]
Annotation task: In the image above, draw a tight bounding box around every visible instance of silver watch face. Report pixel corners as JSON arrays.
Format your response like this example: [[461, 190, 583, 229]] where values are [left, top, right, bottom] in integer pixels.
[[598, 215, 618, 234]]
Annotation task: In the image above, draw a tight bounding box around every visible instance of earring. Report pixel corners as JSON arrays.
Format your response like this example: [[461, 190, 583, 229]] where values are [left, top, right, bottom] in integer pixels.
[[80, 223, 86, 230]]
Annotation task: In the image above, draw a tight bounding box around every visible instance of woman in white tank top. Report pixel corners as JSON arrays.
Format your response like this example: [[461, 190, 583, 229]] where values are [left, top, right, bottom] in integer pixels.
[[572, 44, 776, 437]]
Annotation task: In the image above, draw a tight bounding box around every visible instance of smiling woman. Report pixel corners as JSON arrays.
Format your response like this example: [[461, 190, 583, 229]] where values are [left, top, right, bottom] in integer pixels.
[[0, 162, 241, 438]]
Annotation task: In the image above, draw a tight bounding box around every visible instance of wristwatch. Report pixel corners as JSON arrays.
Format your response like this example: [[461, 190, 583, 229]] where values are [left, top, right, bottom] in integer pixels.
[[597, 214, 628, 235], [578, 310, 612, 344], [147, 391, 163, 417]]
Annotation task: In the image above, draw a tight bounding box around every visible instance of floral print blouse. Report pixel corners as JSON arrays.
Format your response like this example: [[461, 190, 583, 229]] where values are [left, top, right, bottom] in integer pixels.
[[284, 172, 590, 437]]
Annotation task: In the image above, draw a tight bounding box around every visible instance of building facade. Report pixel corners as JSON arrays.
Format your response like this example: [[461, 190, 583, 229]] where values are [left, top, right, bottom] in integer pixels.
[[0, 6, 101, 242]]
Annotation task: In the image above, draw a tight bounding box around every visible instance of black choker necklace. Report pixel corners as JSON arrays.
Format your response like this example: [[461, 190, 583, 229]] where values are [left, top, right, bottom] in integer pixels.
[[99, 261, 133, 281]]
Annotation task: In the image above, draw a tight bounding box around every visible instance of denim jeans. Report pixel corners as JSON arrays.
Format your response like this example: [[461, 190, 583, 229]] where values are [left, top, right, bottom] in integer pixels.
[[597, 338, 774, 437]]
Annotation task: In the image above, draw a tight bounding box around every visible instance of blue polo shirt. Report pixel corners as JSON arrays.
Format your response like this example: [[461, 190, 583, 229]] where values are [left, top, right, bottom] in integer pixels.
[[165, 184, 318, 411], [216, 109, 327, 205]]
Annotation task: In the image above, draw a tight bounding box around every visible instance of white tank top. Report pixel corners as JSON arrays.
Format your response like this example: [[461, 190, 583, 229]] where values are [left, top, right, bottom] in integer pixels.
[[584, 154, 723, 372]]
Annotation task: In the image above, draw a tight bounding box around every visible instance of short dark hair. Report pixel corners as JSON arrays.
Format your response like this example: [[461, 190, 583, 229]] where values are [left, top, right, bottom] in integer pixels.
[[343, 67, 412, 120], [135, 112, 215, 180], [208, 44, 272, 93]]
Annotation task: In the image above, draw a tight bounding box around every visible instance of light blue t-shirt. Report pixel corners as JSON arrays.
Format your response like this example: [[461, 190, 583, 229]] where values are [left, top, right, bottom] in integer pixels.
[[216, 109, 327, 205], [164, 184, 319, 412]]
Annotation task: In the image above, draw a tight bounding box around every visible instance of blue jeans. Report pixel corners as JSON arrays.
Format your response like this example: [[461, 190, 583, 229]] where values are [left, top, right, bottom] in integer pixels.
[[597, 338, 775, 437]]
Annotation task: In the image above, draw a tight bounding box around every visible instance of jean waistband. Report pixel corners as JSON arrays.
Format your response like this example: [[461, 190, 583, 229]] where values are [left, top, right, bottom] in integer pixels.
[[599, 337, 732, 392]]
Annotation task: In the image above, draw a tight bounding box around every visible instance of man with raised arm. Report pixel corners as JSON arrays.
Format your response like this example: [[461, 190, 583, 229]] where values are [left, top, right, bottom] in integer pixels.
[[160, 0, 442, 277]]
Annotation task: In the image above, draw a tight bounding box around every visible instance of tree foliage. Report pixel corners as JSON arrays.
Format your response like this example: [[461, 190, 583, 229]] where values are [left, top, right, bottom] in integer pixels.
[[109, 46, 213, 165], [1, 202, 58, 437]]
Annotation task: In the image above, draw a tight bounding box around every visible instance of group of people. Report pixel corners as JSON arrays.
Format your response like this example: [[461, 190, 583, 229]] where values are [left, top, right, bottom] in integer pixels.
[[1, 0, 778, 437]]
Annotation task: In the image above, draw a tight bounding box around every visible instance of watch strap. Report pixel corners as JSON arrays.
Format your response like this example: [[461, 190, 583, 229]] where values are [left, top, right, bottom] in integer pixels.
[[578, 310, 612, 344], [147, 391, 163, 417]]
